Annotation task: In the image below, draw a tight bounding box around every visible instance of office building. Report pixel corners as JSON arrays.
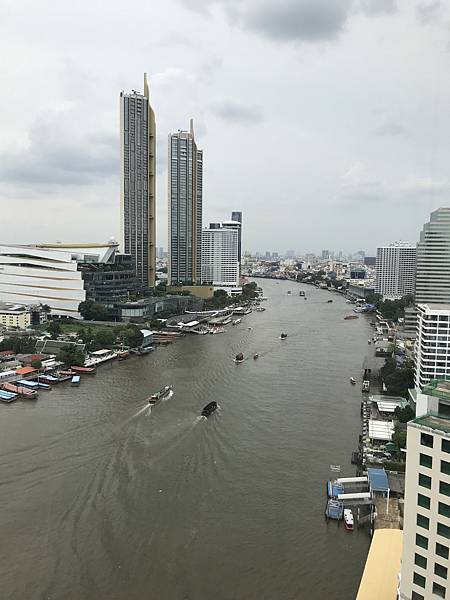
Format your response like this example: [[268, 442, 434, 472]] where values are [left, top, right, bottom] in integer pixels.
[[416, 208, 450, 305], [231, 211, 242, 264], [415, 304, 450, 389], [399, 412, 450, 600], [120, 73, 156, 288], [168, 120, 203, 285], [201, 224, 240, 295], [375, 242, 416, 300]]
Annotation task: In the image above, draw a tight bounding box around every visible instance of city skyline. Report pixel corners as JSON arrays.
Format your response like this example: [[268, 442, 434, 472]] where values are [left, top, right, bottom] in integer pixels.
[[1, 2, 450, 252]]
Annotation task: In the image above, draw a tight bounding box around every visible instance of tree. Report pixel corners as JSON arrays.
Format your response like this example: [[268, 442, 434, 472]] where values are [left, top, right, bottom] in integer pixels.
[[0, 336, 36, 354], [78, 300, 109, 321], [392, 424, 407, 450], [31, 359, 42, 369], [58, 344, 85, 367], [47, 320, 61, 339], [122, 327, 144, 348], [385, 366, 415, 397], [394, 405, 415, 423], [380, 356, 397, 381], [91, 328, 115, 350]]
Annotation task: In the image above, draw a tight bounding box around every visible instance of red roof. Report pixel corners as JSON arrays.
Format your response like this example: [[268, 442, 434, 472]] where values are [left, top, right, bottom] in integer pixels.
[[0, 350, 14, 356], [15, 366, 38, 375]]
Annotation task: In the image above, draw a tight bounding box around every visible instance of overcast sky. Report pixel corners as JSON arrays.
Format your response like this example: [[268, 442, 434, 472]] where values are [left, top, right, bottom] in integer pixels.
[[1, 0, 449, 254]]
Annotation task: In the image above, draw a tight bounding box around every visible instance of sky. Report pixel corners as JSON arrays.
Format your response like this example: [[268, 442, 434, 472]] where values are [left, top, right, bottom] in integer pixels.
[[1, 0, 450, 255]]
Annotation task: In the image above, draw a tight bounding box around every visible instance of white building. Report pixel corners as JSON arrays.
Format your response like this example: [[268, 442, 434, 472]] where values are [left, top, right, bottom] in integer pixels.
[[416, 208, 450, 305], [0, 302, 31, 329], [375, 242, 416, 300], [399, 413, 450, 600], [0, 245, 86, 317], [201, 225, 241, 296], [415, 304, 450, 390]]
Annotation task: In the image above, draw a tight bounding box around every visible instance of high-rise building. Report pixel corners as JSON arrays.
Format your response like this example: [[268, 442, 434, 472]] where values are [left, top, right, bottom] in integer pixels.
[[415, 304, 450, 389], [416, 208, 450, 305], [375, 242, 416, 300], [168, 120, 203, 285], [399, 412, 450, 600], [322, 250, 330, 260], [120, 73, 156, 288], [201, 224, 240, 295], [231, 211, 242, 264]]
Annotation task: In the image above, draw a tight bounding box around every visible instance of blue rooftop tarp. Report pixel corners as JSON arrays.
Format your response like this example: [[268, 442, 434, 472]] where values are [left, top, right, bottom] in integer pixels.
[[368, 468, 389, 492]]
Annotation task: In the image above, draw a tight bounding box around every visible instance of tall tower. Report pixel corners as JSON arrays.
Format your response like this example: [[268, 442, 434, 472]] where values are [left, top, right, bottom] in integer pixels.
[[416, 208, 450, 304], [375, 242, 416, 300], [120, 73, 156, 288], [168, 120, 203, 285], [231, 211, 242, 265]]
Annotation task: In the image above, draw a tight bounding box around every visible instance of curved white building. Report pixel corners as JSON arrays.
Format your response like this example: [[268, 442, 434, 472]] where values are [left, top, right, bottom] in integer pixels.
[[0, 245, 86, 317]]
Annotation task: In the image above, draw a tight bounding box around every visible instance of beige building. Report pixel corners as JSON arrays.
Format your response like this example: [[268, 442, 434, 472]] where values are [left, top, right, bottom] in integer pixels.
[[399, 414, 450, 599], [0, 303, 31, 329]]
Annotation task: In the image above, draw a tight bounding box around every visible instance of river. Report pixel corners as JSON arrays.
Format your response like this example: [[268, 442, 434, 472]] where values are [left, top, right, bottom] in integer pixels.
[[0, 279, 371, 600]]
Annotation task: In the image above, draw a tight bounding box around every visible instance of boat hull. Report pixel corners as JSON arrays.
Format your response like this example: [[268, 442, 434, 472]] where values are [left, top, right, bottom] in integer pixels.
[[201, 401, 217, 417]]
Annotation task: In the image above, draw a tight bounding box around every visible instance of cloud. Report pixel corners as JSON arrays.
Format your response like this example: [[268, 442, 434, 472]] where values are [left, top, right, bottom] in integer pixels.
[[211, 101, 264, 125], [373, 120, 409, 137], [0, 110, 117, 187], [416, 0, 442, 24], [177, 0, 397, 43]]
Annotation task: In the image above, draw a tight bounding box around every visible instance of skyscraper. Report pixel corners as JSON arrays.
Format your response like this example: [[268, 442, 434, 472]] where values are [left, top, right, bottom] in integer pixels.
[[231, 211, 242, 264], [416, 208, 450, 304], [375, 242, 416, 300], [120, 73, 156, 288], [168, 120, 203, 285], [201, 224, 240, 294]]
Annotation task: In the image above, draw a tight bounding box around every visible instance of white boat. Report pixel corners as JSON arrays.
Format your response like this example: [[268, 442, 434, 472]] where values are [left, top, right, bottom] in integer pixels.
[[210, 327, 225, 334], [84, 349, 118, 367], [149, 385, 172, 405], [350, 377, 356, 385], [343, 509, 354, 531], [255, 307, 266, 312], [233, 318, 242, 325]]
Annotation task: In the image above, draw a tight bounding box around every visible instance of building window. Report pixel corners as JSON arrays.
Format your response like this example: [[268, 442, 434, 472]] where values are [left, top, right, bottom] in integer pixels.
[[421, 453, 433, 468], [416, 533, 429, 549], [420, 473, 432, 489], [415, 553, 428, 569], [418, 494, 431, 510], [417, 514, 430, 529], [435, 563, 448, 579], [413, 572, 426, 588], [439, 502, 450, 519], [440, 482, 450, 497], [436, 543, 449, 560], [432, 581, 446, 598], [411, 592, 424, 600], [438, 523, 450, 540], [443, 439, 450, 454], [442, 460, 450, 476], [421, 433, 434, 448]]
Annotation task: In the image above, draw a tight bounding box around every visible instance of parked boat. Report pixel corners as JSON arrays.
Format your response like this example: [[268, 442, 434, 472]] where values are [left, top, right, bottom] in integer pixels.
[[71, 375, 81, 387], [344, 315, 359, 320], [3, 382, 37, 399], [209, 327, 225, 334], [343, 509, 354, 531], [234, 353, 244, 363], [117, 350, 130, 361], [58, 369, 76, 376], [350, 377, 356, 385], [149, 385, 172, 404], [280, 333, 288, 339], [71, 366, 96, 374], [38, 375, 59, 385], [253, 353, 259, 360], [255, 307, 266, 312], [58, 375, 72, 382], [201, 401, 217, 417]]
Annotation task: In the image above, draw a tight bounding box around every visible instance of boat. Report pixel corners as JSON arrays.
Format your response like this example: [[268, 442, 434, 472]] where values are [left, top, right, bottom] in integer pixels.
[[209, 327, 225, 334], [234, 352, 244, 363], [327, 299, 333, 303], [343, 509, 354, 531], [248, 327, 252, 331], [58, 375, 72, 382], [255, 307, 266, 312], [287, 291, 291, 295], [138, 347, 153, 355], [362, 380, 370, 392], [368, 340, 371, 345], [2, 382, 37, 399], [253, 353, 259, 360], [232, 318, 241, 326], [38, 375, 59, 385], [117, 350, 130, 361], [350, 377, 356, 385], [201, 401, 217, 417], [58, 369, 76, 376], [304, 297, 307, 300], [299, 291, 305, 297], [280, 333, 288, 339], [222, 317, 232, 325], [344, 315, 359, 320], [71, 375, 81, 387], [71, 366, 96, 374], [149, 385, 172, 404]]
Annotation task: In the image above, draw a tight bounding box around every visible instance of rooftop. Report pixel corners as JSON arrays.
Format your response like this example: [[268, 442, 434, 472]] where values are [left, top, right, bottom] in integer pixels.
[[412, 413, 450, 435], [356, 528, 402, 600]]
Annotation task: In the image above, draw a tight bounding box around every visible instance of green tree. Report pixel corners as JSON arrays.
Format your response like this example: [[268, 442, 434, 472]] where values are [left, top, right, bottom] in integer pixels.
[[47, 320, 62, 339], [58, 344, 85, 367], [78, 300, 109, 321], [91, 328, 115, 350], [0, 336, 36, 354], [385, 366, 415, 397], [30, 359, 42, 369], [394, 405, 415, 423], [392, 424, 407, 450], [380, 356, 397, 381], [122, 327, 144, 348]]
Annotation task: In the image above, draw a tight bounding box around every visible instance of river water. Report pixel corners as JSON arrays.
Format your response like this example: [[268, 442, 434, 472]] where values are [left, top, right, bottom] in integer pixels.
[[0, 280, 372, 600]]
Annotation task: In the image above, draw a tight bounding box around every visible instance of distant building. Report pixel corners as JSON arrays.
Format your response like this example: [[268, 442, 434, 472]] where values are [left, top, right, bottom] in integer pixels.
[[120, 73, 156, 288], [286, 250, 295, 258], [321, 250, 330, 260], [168, 120, 203, 285], [201, 224, 240, 295], [415, 303, 450, 389], [399, 412, 450, 600], [375, 242, 416, 300], [416, 208, 450, 304], [364, 256, 376, 267]]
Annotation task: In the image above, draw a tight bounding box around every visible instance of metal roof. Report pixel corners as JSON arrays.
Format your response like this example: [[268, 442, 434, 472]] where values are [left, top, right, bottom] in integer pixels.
[[368, 419, 394, 441], [367, 468, 390, 492]]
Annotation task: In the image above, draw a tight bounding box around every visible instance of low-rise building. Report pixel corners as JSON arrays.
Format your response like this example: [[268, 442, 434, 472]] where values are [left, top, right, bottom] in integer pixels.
[[0, 303, 31, 329]]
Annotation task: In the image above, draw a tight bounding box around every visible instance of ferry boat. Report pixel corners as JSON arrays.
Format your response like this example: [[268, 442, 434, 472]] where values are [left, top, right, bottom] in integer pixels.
[[343, 509, 354, 531], [280, 333, 288, 339], [201, 401, 217, 417], [234, 352, 244, 363], [149, 385, 172, 404], [344, 315, 359, 320], [350, 377, 356, 385], [2, 382, 37, 399]]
